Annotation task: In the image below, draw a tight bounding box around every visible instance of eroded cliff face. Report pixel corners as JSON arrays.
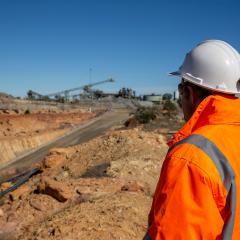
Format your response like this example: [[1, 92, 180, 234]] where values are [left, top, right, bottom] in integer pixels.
[[0, 110, 96, 165], [0, 129, 68, 165]]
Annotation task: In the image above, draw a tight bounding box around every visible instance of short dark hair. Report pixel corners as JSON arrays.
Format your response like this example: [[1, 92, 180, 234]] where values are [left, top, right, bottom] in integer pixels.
[[181, 78, 212, 101]]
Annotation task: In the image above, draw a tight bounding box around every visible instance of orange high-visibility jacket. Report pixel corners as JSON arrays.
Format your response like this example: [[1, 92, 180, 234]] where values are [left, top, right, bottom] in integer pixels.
[[145, 94, 240, 240]]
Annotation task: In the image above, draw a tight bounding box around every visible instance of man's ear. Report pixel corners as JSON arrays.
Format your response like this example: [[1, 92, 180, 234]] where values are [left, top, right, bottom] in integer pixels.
[[185, 85, 198, 105], [185, 86, 198, 106]]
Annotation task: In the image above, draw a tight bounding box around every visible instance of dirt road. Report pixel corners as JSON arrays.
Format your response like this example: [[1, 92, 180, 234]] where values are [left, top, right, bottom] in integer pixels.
[[0, 110, 129, 182]]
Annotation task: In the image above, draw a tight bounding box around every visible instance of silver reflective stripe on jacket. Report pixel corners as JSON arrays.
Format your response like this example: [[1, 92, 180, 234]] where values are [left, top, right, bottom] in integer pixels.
[[169, 134, 236, 239]]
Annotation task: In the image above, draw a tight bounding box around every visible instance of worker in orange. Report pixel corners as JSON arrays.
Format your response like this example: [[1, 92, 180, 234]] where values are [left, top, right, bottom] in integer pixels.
[[144, 40, 240, 239]]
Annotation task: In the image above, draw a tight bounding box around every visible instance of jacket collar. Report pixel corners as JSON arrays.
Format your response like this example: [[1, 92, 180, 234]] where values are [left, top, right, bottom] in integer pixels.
[[168, 94, 240, 147]]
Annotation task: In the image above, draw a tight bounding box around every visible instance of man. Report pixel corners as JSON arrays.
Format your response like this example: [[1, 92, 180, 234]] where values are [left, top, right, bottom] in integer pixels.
[[144, 40, 240, 239]]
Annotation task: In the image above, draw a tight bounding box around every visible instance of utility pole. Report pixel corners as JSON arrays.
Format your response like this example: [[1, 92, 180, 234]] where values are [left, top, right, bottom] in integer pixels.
[[89, 68, 92, 85], [89, 67, 93, 110]]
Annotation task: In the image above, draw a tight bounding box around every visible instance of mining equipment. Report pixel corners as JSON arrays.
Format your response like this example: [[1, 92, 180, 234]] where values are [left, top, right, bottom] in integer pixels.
[[117, 88, 136, 99], [27, 78, 115, 102]]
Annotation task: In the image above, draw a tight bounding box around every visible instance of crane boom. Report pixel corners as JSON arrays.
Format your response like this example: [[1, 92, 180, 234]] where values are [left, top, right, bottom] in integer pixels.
[[44, 78, 114, 97], [27, 90, 44, 99], [27, 78, 115, 100]]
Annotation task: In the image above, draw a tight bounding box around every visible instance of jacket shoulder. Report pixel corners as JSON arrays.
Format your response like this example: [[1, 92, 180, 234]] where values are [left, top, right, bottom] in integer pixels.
[[166, 140, 222, 185]]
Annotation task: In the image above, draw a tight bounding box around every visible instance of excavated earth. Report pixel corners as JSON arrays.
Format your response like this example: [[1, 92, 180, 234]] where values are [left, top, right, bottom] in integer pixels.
[[0, 126, 169, 240], [0, 109, 96, 165]]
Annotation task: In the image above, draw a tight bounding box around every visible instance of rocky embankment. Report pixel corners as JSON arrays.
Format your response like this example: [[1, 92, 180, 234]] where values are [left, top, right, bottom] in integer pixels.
[[0, 110, 96, 166], [0, 127, 168, 240]]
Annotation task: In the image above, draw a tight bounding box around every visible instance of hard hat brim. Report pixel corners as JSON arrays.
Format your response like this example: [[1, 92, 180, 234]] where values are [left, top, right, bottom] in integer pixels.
[[168, 71, 181, 76]]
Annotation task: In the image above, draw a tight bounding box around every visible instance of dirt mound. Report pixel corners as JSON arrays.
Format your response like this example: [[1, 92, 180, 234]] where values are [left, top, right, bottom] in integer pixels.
[[0, 127, 167, 239], [26, 192, 152, 240], [0, 111, 95, 139], [0, 92, 16, 106]]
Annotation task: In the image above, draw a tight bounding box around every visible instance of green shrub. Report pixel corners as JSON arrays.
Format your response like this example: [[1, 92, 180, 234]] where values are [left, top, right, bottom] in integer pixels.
[[134, 106, 157, 124], [163, 100, 177, 112], [24, 109, 31, 114]]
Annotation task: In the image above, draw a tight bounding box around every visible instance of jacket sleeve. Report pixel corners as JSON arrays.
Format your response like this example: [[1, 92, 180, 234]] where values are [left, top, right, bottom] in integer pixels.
[[146, 156, 224, 240]]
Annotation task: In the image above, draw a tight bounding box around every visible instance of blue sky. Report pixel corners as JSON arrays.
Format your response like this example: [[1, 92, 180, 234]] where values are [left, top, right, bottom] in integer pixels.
[[0, 0, 240, 97]]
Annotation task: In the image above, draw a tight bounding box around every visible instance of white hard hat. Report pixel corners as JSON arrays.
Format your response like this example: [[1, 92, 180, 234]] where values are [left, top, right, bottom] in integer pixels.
[[169, 40, 240, 94]]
